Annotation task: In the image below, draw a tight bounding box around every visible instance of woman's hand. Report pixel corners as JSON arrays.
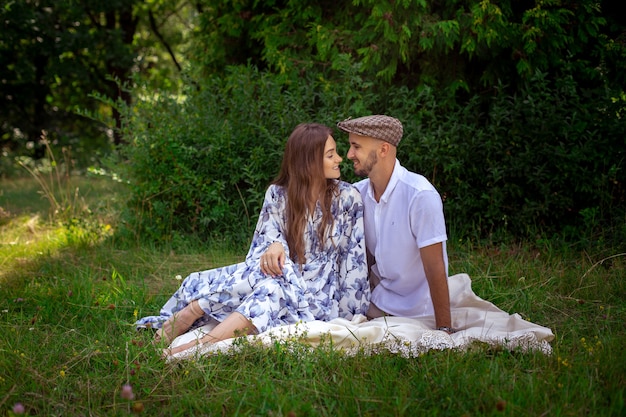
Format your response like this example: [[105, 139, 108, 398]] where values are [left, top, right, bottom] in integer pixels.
[[260, 242, 286, 276]]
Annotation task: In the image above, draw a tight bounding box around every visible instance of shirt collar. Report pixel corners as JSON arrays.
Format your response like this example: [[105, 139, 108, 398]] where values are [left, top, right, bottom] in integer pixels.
[[368, 159, 402, 203]]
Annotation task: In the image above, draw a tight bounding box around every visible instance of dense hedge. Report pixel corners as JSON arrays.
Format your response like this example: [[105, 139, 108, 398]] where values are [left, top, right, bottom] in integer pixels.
[[114, 65, 374, 243], [115, 66, 625, 246], [391, 73, 626, 242]]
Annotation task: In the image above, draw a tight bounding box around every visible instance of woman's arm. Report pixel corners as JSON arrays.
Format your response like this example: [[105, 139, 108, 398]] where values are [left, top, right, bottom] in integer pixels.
[[247, 186, 291, 271]]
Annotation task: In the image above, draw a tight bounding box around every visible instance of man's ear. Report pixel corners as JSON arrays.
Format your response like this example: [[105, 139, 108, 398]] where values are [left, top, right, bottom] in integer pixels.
[[379, 141, 391, 157]]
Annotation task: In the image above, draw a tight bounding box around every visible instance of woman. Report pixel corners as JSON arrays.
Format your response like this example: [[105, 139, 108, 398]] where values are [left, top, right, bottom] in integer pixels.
[[136, 123, 370, 356]]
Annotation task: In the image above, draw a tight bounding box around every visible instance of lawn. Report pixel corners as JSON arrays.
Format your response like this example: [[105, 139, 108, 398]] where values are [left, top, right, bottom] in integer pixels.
[[0, 176, 624, 416]]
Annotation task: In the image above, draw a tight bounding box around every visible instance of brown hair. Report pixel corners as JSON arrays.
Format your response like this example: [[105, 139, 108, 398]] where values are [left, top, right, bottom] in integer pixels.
[[273, 123, 339, 266]]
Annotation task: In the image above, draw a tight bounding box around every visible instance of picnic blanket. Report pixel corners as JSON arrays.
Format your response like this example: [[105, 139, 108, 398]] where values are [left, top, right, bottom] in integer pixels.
[[166, 273, 555, 361]]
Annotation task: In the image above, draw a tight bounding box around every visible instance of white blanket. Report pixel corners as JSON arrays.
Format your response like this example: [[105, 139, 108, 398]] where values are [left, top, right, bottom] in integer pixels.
[[168, 273, 555, 360]]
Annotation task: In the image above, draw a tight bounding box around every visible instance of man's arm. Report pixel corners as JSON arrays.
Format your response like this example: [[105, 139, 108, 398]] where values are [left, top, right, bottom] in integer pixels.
[[420, 242, 453, 331]]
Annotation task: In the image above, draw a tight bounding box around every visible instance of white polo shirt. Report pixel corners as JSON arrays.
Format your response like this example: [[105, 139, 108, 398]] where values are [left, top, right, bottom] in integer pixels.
[[354, 159, 448, 318]]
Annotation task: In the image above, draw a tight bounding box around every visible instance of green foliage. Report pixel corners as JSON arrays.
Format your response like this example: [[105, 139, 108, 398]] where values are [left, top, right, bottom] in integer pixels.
[[386, 72, 625, 243], [187, 0, 622, 96], [107, 57, 625, 244], [6, 0, 622, 242], [112, 65, 375, 243], [0, 0, 193, 159], [2, 0, 624, 185]]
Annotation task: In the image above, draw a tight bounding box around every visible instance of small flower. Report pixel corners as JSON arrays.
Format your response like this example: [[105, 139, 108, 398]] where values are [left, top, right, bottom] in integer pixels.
[[59, 370, 66, 377], [121, 384, 135, 400], [13, 402, 25, 414], [558, 357, 570, 368], [175, 275, 182, 281], [133, 309, 138, 319]]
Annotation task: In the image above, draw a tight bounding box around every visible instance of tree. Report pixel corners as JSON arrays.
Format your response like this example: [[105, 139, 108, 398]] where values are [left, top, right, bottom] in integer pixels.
[[187, 0, 623, 96], [0, 0, 193, 163]]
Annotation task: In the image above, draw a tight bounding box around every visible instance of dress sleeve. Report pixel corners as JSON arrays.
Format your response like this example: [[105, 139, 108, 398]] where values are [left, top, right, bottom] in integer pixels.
[[246, 185, 291, 262], [335, 185, 371, 318]]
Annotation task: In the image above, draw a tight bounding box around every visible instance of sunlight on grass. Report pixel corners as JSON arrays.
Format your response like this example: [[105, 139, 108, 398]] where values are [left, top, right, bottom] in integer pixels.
[[1, 174, 125, 279], [0, 215, 68, 282]]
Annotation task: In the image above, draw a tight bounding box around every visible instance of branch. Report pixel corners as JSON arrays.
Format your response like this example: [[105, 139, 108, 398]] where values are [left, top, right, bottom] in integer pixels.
[[148, 9, 182, 72]]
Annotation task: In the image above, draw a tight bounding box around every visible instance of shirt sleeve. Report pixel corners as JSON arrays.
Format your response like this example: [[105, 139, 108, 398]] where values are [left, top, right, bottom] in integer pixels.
[[410, 189, 448, 248]]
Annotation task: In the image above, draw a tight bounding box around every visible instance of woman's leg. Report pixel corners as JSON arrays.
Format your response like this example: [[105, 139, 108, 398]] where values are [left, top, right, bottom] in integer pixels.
[[164, 312, 258, 356], [155, 300, 204, 344]]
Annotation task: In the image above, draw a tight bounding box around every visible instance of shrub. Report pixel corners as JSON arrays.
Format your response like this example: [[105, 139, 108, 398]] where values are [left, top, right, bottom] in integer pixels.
[[112, 65, 625, 247], [387, 71, 625, 244], [113, 65, 375, 244]]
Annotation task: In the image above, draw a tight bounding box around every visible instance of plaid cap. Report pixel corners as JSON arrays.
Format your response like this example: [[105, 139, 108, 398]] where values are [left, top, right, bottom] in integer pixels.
[[337, 115, 403, 146]]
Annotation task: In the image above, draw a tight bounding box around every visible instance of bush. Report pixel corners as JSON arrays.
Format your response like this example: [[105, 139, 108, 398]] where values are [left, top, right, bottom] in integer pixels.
[[113, 65, 375, 244], [386, 71, 625, 244], [113, 65, 625, 247]]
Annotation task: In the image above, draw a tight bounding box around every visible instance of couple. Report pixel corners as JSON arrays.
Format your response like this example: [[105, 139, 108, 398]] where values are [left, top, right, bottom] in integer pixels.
[[136, 116, 453, 357]]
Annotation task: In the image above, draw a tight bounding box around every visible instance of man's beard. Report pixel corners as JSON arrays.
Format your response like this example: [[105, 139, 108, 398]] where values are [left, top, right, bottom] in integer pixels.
[[354, 150, 378, 177]]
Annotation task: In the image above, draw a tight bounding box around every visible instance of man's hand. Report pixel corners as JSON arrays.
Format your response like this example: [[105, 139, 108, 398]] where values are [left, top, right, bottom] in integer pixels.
[[260, 242, 286, 276]]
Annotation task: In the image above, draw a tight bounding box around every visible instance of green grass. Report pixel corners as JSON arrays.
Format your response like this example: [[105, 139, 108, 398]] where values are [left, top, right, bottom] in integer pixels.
[[0, 176, 624, 416]]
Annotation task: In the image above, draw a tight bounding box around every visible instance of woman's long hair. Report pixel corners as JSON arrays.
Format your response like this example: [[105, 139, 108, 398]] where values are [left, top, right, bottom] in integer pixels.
[[273, 123, 339, 266]]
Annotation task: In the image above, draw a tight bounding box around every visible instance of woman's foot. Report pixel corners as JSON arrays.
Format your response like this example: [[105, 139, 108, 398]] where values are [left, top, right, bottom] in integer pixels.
[[161, 312, 258, 358], [162, 339, 202, 358]]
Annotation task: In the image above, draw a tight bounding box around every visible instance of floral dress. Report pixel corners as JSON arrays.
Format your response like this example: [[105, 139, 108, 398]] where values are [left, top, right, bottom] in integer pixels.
[[136, 180, 370, 334]]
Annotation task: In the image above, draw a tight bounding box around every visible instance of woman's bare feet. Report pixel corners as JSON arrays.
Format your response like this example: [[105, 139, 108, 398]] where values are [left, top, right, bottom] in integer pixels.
[[162, 339, 203, 357], [161, 312, 258, 358]]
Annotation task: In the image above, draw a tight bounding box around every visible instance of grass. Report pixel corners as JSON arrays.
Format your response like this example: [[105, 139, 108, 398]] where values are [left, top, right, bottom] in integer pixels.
[[0, 175, 625, 416]]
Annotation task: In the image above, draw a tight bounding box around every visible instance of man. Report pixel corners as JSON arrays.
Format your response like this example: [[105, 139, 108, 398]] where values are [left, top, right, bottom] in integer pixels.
[[337, 115, 454, 333]]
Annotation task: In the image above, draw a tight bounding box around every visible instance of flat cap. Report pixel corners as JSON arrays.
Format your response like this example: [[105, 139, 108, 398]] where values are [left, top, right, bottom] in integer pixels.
[[337, 115, 403, 146]]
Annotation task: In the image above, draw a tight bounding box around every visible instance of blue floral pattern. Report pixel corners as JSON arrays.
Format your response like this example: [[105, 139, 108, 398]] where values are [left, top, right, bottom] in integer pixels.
[[136, 180, 370, 334]]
